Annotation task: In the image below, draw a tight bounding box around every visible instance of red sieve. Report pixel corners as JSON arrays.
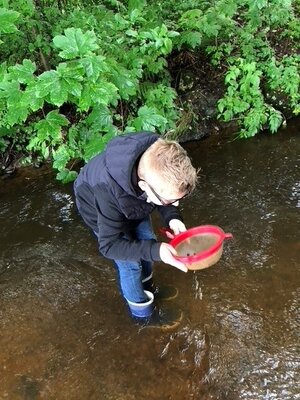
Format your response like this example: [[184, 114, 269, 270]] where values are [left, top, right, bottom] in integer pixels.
[[161, 225, 233, 270]]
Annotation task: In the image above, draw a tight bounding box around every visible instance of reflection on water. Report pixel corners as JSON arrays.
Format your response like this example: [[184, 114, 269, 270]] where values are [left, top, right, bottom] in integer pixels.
[[0, 120, 299, 399]]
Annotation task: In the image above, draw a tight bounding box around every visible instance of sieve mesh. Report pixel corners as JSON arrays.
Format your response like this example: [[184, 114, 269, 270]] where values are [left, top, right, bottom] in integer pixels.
[[175, 233, 218, 257]]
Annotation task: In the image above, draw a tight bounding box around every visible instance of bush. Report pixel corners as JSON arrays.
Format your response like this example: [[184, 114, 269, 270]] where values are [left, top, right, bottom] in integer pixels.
[[0, 0, 299, 180]]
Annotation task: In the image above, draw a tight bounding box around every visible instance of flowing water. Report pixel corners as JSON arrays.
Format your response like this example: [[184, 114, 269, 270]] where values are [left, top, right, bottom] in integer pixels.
[[0, 120, 299, 400]]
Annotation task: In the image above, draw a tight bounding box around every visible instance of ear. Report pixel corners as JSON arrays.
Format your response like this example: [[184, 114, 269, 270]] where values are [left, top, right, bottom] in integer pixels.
[[138, 180, 146, 191]]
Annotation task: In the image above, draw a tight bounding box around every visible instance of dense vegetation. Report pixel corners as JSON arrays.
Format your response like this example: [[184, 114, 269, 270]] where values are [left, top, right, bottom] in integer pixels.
[[0, 0, 299, 181]]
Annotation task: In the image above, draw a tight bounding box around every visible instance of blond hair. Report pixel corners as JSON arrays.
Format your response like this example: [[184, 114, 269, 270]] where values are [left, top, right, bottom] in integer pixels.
[[138, 138, 198, 194]]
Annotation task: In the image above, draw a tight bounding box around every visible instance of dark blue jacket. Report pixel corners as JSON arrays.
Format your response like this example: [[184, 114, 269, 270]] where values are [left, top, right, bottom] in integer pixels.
[[74, 132, 182, 262]]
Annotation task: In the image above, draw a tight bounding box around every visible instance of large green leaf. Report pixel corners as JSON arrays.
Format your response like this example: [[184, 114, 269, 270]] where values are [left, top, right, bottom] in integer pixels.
[[47, 80, 68, 106], [132, 105, 167, 131], [128, 0, 146, 12], [34, 111, 69, 144], [83, 131, 115, 162], [53, 144, 73, 170], [79, 80, 119, 111], [0, 81, 29, 126], [179, 10, 203, 30], [108, 64, 138, 99], [0, 80, 19, 99], [36, 70, 58, 97], [86, 105, 113, 130], [8, 59, 36, 85], [179, 31, 202, 48], [56, 63, 83, 100], [23, 83, 44, 112], [53, 28, 99, 60], [80, 55, 107, 83], [6, 101, 28, 126], [83, 133, 106, 162], [37, 67, 83, 106], [0, 8, 19, 34]]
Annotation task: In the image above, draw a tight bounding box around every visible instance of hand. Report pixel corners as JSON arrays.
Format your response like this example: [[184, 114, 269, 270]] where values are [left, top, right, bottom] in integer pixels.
[[169, 219, 187, 235], [159, 242, 188, 273]]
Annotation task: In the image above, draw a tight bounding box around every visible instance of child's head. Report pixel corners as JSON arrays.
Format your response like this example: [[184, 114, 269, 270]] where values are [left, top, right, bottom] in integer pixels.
[[138, 138, 198, 206]]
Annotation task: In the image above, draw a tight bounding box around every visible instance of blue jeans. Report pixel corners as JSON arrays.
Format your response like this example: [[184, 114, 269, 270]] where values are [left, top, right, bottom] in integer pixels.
[[114, 217, 156, 303]]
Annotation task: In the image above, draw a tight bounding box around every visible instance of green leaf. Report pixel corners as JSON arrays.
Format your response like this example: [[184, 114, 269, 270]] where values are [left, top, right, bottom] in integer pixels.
[[8, 59, 36, 85], [37, 67, 83, 106], [232, 98, 250, 113], [56, 63, 83, 99], [53, 144, 73, 170], [6, 101, 29, 126], [123, 125, 136, 134], [0, 80, 19, 99], [129, 8, 142, 23], [126, 29, 138, 38], [218, 0, 238, 17], [268, 109, 283, 133], [0, 8, 19, 34], [78, 86, 92, 111], [128, 0, 146, 12], [0, 126, 16, 137], [108, 63, 138, 99], [162, 38, 172, 54], [217, 99, 225, 114], [179, 10, 203, 30], [34, 111, 69, 144], [40, 142, 50, 159], [79, 80, 119, 111], [36, 70, 59, 97], [202, 19, 221, 37], [53, 28, 99, 60], [143, 85, 177, 118], [0, 62, 7, 80], [24, 83, 44, 112], [86, 105, 113, 130], [179, 31, 202, 48], [133, 106, 167, 131], [50, 82, 68, 106], [80, 55, 107, 83], [83, 132, 106, 161], [225, 66, 240, 84], [0, 82, 30, 126], [56, 169, 78, 183]]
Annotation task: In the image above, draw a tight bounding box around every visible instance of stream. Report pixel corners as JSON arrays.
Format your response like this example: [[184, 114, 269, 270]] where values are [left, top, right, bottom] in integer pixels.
[[0, 120, 299, 399]]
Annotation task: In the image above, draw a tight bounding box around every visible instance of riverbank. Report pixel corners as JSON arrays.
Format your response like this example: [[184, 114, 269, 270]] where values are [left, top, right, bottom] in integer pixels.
[[0, 1, 299, 179]]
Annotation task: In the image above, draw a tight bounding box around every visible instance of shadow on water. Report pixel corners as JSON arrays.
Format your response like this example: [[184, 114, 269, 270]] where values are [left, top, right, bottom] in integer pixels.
[[0, 120, 299, 399]]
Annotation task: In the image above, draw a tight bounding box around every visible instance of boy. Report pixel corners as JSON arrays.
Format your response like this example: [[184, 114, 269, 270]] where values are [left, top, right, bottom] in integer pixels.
[[74, 131, 197, 327]]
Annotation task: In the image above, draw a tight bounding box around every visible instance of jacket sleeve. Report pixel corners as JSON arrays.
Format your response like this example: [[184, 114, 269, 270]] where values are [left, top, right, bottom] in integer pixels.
[[94, 185, 161, 262], [156, 205, 184, 226]]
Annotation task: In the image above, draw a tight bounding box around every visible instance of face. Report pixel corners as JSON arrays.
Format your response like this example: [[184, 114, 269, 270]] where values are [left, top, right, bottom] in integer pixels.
[[138, 175, 186, 206]]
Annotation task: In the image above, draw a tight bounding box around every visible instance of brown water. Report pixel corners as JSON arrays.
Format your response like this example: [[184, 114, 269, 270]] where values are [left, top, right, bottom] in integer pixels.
[[0, 120, 299, 399], [175, 233, 218, 257]]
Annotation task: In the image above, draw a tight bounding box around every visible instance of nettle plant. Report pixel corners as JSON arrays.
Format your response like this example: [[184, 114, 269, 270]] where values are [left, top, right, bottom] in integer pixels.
[[0, 4, 180, 181]]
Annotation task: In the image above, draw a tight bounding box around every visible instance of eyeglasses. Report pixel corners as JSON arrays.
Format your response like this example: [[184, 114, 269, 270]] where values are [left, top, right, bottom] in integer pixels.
[[140, 179, 187, 206]]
